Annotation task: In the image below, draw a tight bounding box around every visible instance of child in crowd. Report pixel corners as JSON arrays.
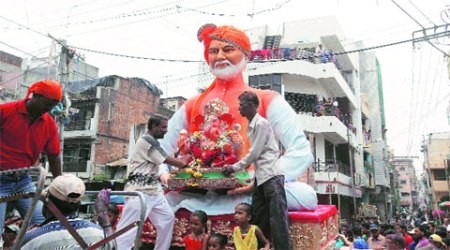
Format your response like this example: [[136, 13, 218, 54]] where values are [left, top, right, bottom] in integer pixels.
[[184, 210, 209, 250], [107, 204, 120, 231], [233, 203, 270, 250], [207, 233, 228, 250]]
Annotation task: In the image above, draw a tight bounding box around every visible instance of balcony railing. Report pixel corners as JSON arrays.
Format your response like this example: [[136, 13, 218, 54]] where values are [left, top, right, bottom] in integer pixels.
[[250, 48, 335, 65], [249, 48, 352, 89], [65, 119, 91, 131], [314, 159, 352, 176], [284, 93, 356, 134]]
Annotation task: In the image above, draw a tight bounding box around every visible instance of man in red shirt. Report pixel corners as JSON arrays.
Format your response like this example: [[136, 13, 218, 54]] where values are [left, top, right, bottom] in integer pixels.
[[0, 80, 63, 237]]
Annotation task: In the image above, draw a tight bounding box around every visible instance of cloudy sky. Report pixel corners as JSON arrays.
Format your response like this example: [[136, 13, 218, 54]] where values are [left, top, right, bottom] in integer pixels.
[[1, 0, 449, 164]]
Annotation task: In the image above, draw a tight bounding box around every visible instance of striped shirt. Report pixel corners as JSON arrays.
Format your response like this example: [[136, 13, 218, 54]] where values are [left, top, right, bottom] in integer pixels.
[[22, 217, 113, 249]]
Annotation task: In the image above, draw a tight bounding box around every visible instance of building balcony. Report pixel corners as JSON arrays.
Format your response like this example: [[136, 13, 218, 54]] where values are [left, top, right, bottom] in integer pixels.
[[64, 118, 97, 139], [432, 180, 450, 192], [313, 160, 362, 198], [247, 60, 357, 109], [298, 113, 354, 145], [314, 172, 362, 198]]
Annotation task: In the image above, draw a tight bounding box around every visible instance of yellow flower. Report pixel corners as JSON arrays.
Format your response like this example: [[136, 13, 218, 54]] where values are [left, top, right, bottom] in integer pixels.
[[186, 182, 199, 187], [186, 168, 195, 175], [193, 172, 203, 178]]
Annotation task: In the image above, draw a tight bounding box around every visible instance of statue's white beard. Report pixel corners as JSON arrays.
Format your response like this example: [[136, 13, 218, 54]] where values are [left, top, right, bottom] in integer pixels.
[[209, 57, 247, 80]]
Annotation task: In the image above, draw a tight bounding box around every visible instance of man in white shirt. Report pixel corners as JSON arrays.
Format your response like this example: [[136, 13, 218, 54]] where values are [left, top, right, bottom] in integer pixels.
[[223, 91, 290, 249], [115, 114, 188, 250]]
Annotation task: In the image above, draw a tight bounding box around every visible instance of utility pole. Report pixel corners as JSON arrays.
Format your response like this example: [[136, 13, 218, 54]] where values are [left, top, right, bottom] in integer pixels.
[[444, 158, 450, 203], [325, 158, 332, 205], [165, 75, 169, 98], [422, 134, 439, 219], [333, 144, 341, 213], [347, 128, 358, 217], [57, 40, 69, 167]]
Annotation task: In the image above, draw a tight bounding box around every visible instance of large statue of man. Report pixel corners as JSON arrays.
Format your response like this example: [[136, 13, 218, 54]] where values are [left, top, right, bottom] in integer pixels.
[[160, 23, 317, 216]]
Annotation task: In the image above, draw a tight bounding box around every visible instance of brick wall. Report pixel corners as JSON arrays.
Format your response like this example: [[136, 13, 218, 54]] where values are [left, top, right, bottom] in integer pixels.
[[95, 77, 160, 165]]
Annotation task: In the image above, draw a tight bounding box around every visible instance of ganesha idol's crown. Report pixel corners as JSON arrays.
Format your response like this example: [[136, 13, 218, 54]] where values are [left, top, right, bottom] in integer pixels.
[[202, 98, 229, 118]]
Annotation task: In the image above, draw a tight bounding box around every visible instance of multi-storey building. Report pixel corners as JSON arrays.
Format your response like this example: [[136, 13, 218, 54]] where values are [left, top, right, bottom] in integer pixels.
[[392, 157, 419, 212], [20, 56, 99, 97], [422, 132, 450, 209], [160, 96, 187, 112], [0, 50, 23, 102], [0, 51, 99, 103], [194, 16, 393, 220], [243, 16, 370, 220], [359, 50, 391, 219], [61, 75, 163, 179]]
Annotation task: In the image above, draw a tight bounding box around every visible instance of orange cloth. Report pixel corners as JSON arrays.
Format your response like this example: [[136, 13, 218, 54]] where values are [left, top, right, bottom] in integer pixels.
[[26, 80, 63, 101], [184, 76, 277, 160], [197, 23, 251, 63]]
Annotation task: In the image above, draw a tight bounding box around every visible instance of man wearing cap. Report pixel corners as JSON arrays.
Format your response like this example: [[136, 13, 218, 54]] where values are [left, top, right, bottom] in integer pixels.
[[429, 234, 446, 249], [0, 80, 63, 237], [160, 23, 316, 249], [367, 224, 386, 250], [21, 175, 113, 249]]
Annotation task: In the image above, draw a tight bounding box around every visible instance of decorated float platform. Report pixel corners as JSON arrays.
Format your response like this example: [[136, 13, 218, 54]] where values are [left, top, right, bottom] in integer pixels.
[[141, 204, 339, 250], [138, 98, 340, 249], [167, 167, 250, 190]]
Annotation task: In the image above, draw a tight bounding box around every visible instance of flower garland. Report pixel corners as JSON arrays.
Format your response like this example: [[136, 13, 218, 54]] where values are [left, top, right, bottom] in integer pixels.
[[177, 98, 244, 180]]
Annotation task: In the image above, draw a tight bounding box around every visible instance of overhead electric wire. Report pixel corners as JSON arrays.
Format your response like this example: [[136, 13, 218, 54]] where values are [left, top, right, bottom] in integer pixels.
[[407, 0, 437, 26], [391, 0, 449, 57], [0, 40, 56, 66], [176, 0, 292, 17], [408, 45, 430, 155], [0, 57, 59, 86], [0, 15, 48, 38], [67, 45, 203, 63], [419, 51, 446, 135], [63, 0, 228, 37], [66, 30, 450, 64], [27, 0, 142, 27], [42, 4, 181, 31]]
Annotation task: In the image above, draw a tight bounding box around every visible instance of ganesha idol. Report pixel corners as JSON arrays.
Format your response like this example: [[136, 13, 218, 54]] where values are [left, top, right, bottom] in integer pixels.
[[167, 99, 251, 190], [163, 96, 319, 213]]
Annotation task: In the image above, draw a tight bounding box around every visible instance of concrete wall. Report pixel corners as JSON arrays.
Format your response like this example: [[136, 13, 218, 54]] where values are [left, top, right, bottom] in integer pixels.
[[0, 50, 23, 92], [360, 52, 389, 187], [394, 159, 415, 209]]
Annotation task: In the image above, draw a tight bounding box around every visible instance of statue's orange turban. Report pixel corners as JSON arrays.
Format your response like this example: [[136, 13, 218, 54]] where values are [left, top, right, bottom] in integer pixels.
[[25, 80, 63, 101], [197, 24, 251, 63]]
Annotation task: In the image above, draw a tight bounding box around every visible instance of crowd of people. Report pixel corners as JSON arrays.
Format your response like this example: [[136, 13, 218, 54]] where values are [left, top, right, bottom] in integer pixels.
[[1, 22, 318, 249], [335, 215, 450, 250]]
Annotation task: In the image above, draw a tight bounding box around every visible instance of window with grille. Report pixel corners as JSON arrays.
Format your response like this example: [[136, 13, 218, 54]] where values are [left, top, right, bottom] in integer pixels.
[[63, 142, 91, 173], [433, 169, 447, 181]]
